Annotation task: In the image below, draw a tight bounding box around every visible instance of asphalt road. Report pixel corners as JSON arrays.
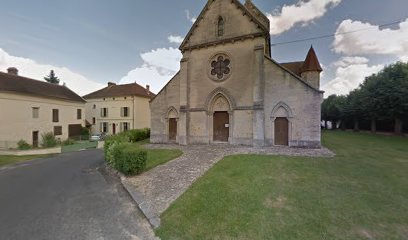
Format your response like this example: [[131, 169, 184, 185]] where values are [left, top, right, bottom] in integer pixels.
[[0, 150, 156, 240]]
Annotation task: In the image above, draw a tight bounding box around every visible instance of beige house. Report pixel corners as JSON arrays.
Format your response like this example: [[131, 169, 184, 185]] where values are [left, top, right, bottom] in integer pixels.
[[83, 82, 153, 135], [0, 67, 86, 149], [151, 0, 324, 148]]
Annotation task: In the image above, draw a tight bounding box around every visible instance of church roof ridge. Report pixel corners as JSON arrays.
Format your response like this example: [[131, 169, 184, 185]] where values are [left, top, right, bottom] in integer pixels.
[[179, 0, 269, 51]]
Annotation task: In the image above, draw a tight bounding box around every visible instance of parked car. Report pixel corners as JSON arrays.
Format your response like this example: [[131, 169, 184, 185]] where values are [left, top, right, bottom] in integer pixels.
[[90, 133, 107, 142]]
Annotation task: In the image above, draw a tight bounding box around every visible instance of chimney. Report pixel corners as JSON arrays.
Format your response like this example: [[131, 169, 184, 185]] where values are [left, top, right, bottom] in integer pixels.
[[146, 85, 150, 92], [108, 82, 116, 86], [7, 67, 18, 75]]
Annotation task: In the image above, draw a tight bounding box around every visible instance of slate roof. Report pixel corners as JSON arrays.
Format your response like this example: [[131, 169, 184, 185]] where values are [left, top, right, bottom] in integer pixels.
[[0, 71, 85, 103], [83, 83, 154, 99]]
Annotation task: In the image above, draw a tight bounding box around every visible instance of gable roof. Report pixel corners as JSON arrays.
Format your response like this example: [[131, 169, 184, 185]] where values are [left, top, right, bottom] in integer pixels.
[[150, 72, 180, 103], [0, 71, 85, 103], [179, 0, 269, 51], [83, 82, 154, 99], [265, 56, 324, 94]]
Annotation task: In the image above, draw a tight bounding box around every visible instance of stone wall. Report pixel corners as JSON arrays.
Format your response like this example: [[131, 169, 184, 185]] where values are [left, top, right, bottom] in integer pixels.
[[150, 74, 181, 143], [264, 57, 323, 148]]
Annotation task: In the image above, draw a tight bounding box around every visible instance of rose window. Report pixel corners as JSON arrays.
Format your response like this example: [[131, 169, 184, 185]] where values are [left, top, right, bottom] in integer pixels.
[[211, 56, 231, 80]]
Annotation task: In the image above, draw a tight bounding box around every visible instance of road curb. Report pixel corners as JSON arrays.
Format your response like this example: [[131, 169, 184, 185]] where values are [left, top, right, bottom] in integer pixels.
[[103, 164, 161, 229], [121, 179, 161, 229]]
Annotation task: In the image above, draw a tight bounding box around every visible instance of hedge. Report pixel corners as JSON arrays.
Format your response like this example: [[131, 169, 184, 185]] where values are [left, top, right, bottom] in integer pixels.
[[103, 128, 150, 176]]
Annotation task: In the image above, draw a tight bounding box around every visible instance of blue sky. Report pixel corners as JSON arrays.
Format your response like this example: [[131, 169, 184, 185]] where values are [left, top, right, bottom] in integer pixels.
[[0, 0, 407, 96]]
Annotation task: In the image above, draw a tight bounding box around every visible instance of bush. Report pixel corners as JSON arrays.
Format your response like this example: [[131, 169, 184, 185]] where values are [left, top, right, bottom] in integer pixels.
[[81, 127, 90, 136], [41, 132, 58, 148], [113, 143, 147, 176], [103, 131, 148, 175], [127, 128, 150, 143], [17, 140, 31, 150], [62, 138, 76, 146]]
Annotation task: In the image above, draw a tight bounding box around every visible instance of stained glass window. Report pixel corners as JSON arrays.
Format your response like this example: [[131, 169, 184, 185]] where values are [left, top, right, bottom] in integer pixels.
[[211, 56, 231, 80]]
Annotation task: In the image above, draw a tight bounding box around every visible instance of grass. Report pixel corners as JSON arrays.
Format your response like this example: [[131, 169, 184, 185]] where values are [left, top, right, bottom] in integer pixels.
[[0, 155, 51, 167], [132, 139, 183, 173], [156, 131, 408, 240], [145, 148, 183, 172], [61, 141, 98, 153]]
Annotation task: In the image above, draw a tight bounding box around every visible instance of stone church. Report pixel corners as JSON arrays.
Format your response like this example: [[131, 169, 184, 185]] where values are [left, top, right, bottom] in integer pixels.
[[150, 0, 323, 148]]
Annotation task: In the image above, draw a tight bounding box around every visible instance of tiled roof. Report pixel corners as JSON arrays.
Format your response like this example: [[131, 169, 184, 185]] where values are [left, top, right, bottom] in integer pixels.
[[83, 83, 154, 99], [0, 71, 85, 103], [280, 47, 323, 77], [280, 61, 304, 77], [302, 46, 323, 72]]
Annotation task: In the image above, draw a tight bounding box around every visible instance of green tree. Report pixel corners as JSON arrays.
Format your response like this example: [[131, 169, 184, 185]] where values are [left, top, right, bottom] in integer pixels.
[[321, 94, 347, 129], [44, 70, 60, 84], [360, 62, 408, 134]]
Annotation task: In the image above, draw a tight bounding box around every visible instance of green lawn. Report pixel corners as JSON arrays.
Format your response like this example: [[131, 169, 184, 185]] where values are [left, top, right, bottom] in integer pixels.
[[0, 155, 51, 167], [145, 148, 183, 172], [61, 141, 98, 153], [133, 139, 183, 173], [156, 131, 408, 240]]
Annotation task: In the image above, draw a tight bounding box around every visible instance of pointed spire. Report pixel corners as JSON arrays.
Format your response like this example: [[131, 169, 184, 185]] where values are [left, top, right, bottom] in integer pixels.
[[302, 46, 323, 72]]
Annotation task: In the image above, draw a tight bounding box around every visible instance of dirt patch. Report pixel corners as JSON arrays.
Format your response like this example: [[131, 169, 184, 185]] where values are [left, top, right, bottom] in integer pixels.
[[264, 196, 287, 209], [356, 228, 377, 239]]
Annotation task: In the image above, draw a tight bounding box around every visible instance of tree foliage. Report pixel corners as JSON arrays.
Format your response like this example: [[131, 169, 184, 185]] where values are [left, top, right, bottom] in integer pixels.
[[44, 70, 60, 84], [322, 62, 408, 134]]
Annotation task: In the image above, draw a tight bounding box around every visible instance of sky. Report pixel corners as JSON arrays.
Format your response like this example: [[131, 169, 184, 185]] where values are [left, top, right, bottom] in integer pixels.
[[0, 0, 407, 97]]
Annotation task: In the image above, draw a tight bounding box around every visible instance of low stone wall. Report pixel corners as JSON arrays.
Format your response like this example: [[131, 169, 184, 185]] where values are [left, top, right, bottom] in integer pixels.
[[97, 141, 105, 149], [0, 147, 61, 156]]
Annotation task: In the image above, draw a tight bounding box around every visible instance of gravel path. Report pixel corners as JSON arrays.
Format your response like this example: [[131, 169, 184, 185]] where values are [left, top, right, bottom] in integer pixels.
[[122, 144, 334, 228]]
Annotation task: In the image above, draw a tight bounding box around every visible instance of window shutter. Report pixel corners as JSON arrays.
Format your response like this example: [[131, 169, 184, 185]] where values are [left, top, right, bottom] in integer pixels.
[[100, 122, 103, 132], [100, 108, 103, 117]]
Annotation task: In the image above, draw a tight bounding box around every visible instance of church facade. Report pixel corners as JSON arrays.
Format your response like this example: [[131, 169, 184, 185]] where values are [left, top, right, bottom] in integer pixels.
[[150, 0, 323, 148]]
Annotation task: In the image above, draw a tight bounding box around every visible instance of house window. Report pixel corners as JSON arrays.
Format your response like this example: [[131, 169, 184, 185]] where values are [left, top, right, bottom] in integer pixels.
[[32, 107, 39, 119], [218, 16, 224, 37], [52, 109, 59, 122], [54, 126, 62, 136], [101, 122, 108, 133], [101, 108, 108, 117], [77, 109, 82, 120], [121, 107, 129, 117], [121, 122, 130, 132], [93, 104, 96, 109], [92, 117, 96, 125]]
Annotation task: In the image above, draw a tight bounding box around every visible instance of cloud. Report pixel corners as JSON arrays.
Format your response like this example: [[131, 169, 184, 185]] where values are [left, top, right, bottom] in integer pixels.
[[333, 18, 408, 60], [119, 47, 182, 94], [267, 0, 342, 35], [168, 35, 184, 44], [322, 56, 383, 96], [0, 48, 104, 96], [184, 9, 196, 23]]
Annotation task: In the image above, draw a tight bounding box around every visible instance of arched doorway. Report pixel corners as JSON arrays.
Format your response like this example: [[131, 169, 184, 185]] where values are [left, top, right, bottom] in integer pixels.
[[208, 93, 233, 143], [167, 107, 178, 142], [213, 111, 229, 142], [274, 117, 288, 146], [271, 102, 293, 146]]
